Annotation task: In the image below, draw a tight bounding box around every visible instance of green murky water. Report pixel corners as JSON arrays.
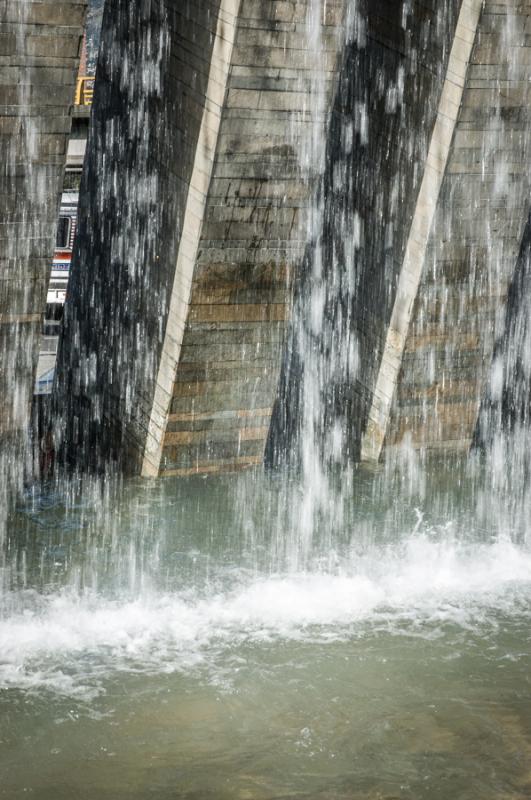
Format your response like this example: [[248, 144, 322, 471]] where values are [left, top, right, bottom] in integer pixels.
[[1, 462, 531, 799]]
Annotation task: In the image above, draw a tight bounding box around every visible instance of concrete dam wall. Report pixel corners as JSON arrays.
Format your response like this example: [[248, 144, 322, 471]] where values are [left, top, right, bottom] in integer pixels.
[[52, 0, 531, 476]]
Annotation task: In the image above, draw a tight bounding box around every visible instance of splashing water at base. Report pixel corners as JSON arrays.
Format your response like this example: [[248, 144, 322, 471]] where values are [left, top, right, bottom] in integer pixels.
[[2, 537, 531, 696], [2, 462, 531, 799]]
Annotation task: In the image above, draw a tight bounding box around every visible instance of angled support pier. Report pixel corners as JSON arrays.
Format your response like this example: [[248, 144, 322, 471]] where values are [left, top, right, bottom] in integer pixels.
[[361, 0, 531, 461], [54, 0, 347, 476], [52, 0, 531, 477]]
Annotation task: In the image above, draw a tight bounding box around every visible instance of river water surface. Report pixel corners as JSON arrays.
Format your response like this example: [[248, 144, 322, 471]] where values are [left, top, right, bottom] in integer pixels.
[[1, 459, 531, 799]]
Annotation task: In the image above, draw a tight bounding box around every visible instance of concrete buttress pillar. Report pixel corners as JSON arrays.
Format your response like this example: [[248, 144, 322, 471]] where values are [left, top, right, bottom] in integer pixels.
[[54, 0, 347, 476]]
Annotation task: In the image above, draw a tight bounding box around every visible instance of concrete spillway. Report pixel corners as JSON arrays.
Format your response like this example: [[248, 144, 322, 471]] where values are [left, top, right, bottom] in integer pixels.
[[43, 0, 531, 477]]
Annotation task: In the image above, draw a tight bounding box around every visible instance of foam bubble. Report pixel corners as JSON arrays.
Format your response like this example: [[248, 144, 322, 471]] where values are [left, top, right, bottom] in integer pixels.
[[1, 535, 531, 697]]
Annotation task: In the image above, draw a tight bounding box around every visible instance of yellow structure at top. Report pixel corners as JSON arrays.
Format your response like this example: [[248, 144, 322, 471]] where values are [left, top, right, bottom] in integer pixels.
[[75, 76, 94, 106]]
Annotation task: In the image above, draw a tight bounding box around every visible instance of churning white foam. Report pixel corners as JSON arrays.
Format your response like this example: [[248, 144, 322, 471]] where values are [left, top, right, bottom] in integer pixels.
[[2, 535, 531, 698]]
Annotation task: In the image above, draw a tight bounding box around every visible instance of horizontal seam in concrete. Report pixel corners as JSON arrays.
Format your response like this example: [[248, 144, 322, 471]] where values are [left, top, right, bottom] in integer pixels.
[[360, 0, 484, 464], [0, 313, 41, 325], [141, 0, 242, 478]]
